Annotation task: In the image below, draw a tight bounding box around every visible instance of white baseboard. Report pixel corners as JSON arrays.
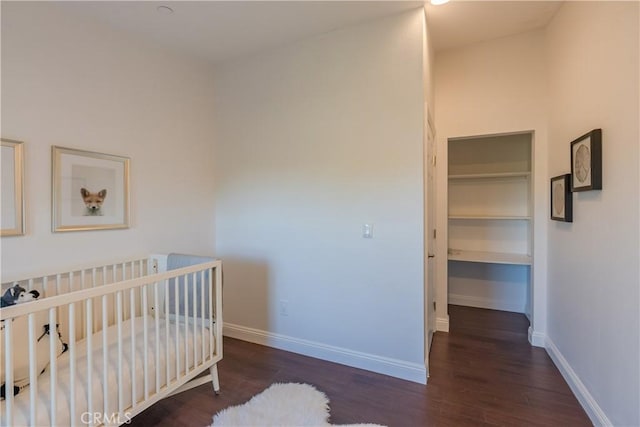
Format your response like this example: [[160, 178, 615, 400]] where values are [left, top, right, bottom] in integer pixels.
[[545, 336, 612, 427], [223, 323, 427, 385], [436, 316, 449, 332], [449, 293, 525, 313], [527, 327, 545, 347]]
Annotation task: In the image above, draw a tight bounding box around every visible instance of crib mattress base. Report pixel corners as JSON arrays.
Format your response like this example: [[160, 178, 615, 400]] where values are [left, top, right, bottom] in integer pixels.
[[2, 315, 215, 427]]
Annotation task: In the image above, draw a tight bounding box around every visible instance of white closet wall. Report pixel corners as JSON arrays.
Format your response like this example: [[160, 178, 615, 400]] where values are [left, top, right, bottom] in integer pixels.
[[447, 132, 532, 315]]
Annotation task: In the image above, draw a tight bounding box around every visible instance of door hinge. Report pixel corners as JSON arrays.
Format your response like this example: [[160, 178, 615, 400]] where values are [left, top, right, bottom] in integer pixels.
[[432, 155, 436, 166], [433, 301, 436, 310], [433, 229, 436, 239]]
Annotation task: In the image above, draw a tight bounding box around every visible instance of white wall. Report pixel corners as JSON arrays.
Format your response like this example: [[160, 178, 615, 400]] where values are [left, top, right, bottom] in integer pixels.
[[1, 2, 217, 280], [421, 6, 437, 362], [422, 8, 436, 112], [545, 2, 639, 426], [434, 30, 549, 339], [213, 9, 427, 382]]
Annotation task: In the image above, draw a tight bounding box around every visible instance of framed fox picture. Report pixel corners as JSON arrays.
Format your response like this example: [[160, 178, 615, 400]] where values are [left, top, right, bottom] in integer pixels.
[[52, 146, 130, 232]]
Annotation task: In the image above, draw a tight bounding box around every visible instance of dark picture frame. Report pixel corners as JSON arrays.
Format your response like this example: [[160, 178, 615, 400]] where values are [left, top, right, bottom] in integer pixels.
[[551, 174, 572, 222], [570, 129, 602, 192]]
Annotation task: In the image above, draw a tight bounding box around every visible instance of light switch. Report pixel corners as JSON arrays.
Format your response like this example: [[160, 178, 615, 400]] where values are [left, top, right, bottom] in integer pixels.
[[363, 224, 373, 238]]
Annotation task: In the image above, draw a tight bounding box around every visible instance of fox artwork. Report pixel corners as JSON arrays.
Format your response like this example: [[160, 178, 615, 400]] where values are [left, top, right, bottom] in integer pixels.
[[80, 188, 107, 216]]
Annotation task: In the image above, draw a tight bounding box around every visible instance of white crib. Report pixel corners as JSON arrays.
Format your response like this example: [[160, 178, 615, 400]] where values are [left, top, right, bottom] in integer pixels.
[[0, 255, 223, 427]]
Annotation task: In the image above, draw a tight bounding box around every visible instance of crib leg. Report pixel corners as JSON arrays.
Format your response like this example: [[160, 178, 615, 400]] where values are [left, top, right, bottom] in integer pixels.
[[210, 364, 220, 395]]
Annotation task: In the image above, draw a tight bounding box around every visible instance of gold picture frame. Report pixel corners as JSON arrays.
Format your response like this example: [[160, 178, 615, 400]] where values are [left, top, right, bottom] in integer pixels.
[[52, 146, 130, 232], [1, 139, 25, 236]]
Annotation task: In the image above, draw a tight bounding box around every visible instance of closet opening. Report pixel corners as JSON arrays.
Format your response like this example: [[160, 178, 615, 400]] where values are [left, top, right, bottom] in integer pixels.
[[446, 131, 533, 328]]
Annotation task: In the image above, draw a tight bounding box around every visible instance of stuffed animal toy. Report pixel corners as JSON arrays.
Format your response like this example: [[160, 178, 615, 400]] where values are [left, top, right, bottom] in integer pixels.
[[0, 321, 68, 399], [0, 283, 66, 399], [1, 283, 40, 308]]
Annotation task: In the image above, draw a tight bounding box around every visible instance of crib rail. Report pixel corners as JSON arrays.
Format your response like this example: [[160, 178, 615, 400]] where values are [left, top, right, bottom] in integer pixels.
[[2, 256, 153, 294], [0, 258, 223, 427], [2, 257, 152, 345]]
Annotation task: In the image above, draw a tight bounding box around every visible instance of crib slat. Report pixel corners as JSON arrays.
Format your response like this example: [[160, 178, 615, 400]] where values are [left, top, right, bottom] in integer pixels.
[[217, 265, 222, 356], [69, 303, 76, 427], [80, 270, 86, 339], [67, 271, 74, 381], [138, 260, 144, 318], [122, 263, 128, 321], [117, 291, 123, 413], [49, 308, 58, 427], [143, 285, 149, 400], [174, 278, 180, 380], [5, 318, 14, 426], [164, 279, 170, 385], [68, 272, 75, 335], [113, 264, 118, 326], [184, 274, 189, 373], [192, 273, 197, 368], [130, 287, 137, 409], [210, 267, 215, 359], [28, 313, 38, 426], [91, 269, 97, 334], [154, 282, 160, 393], [102, 295, 108, 418], [43, 276, 48, 303], [86, 299, 94, 427], [200, 270, 205, 364]]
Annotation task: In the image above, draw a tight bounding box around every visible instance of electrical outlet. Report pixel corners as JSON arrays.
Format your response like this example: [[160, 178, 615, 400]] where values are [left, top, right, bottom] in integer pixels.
[[279, 300, 289, 317]]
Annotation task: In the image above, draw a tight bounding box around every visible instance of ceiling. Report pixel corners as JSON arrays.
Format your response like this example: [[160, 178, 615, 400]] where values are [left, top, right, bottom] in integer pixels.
[[60, 1, 563, 65], [61, 1, 421, 65], [426, 1, 562, 51]]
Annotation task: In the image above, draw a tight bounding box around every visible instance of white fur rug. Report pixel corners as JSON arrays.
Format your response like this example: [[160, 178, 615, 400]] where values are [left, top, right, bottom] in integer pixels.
[[211, 383, 385, 427]]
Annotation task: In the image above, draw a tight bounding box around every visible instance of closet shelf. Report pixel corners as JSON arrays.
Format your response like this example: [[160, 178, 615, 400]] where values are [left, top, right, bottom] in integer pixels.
[[447, 249, 532, 265], [448, 172, 531, 180], [448, 215, 531, 220]]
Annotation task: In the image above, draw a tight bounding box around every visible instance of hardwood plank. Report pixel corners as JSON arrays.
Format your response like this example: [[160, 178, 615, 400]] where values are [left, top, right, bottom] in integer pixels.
[[129, 305, 591, 426]]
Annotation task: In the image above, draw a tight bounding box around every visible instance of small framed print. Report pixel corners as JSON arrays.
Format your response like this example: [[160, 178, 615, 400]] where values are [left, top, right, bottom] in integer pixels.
[[551, 174, 572, 222], [571, 129, 602, 192], [1, 139, 25, 236], [52, 146, 130, 232]]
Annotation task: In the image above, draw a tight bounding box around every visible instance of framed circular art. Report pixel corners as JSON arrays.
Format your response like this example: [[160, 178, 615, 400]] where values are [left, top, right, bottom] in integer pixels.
[[570, 129, 602, 192], [550, 174, 572, 222]]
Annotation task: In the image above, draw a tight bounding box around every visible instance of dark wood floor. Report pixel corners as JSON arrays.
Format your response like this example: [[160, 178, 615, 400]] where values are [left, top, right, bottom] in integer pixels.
[[130, 305, 591, 426]]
